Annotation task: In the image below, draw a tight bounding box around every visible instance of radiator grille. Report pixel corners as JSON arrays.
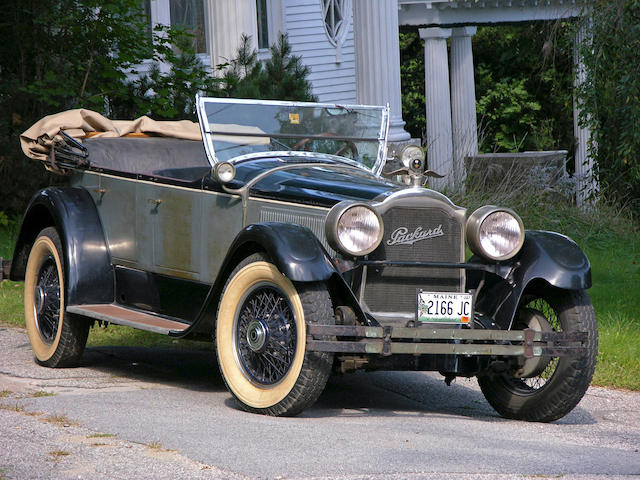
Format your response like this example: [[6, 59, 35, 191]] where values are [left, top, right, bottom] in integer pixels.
[[363, 207, 464, 315]]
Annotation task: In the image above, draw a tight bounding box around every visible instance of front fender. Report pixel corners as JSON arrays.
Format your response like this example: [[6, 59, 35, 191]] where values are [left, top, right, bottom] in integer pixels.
[[10, 187, 113, 306], [174, 222, 364, 338], [474, 230, 591, 328], [223, 222, 336, 282]]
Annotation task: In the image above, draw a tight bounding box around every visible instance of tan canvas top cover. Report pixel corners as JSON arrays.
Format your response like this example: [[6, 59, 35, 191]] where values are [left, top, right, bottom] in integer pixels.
[[20, 109, 202, 162]]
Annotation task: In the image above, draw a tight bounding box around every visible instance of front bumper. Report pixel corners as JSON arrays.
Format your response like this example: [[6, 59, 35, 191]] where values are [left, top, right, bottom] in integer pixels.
[[306, 325, 588, 358]]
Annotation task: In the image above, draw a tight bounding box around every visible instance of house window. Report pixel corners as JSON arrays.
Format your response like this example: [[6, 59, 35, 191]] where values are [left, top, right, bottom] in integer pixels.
[[140, 0, 153, 38], [256, 0, 269, 50], [323, 0, 346, 46], [170, 0, 206, 54], [321, 0, 351, 62]]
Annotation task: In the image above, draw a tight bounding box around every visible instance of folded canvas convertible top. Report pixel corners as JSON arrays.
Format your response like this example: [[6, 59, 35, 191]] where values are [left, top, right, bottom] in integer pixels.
[[20, 109, 202, 162]]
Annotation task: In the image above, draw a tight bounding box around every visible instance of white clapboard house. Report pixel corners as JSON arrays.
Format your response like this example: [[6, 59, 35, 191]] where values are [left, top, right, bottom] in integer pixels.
[[146, 0, 593, 198]]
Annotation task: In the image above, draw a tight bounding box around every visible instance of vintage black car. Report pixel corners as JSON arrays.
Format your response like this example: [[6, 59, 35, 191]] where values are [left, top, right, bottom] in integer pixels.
[[11, 97, 597, 421]]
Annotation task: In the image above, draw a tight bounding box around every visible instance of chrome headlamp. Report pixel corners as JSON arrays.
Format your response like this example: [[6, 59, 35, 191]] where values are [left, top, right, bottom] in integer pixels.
[[325, 202, 383, 256], [466, 206, 524, 261]]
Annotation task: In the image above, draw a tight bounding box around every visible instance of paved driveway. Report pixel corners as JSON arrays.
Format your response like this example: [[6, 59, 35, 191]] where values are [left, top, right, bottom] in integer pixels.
[[0, 326, 638, 479]]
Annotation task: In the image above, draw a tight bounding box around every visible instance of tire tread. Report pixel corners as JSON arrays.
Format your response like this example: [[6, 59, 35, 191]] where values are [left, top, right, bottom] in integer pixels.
[[478, 289, 598, 422]]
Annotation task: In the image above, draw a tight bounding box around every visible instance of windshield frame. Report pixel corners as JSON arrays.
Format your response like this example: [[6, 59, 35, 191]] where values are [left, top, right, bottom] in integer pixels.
[[196, 95, 390, 175]]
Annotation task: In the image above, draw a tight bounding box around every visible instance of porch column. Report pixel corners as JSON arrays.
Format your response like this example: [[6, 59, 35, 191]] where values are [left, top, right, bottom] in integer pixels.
[[573, 21, 598, 206], [450, 26, 478, 185], [419, 27, 453, 191], [353, 0, 410, 142], [206, 0, 258, 72]]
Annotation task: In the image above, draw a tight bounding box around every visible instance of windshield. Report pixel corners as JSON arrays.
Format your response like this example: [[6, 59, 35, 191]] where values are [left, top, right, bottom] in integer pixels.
[[197, 97, 389, 174]]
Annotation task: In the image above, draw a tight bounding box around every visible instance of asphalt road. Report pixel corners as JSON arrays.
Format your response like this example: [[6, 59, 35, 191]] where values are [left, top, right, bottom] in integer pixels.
[[0, 326, 639, 480]]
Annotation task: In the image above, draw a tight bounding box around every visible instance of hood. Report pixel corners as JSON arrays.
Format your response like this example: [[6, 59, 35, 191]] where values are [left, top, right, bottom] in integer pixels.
[[230, 158, 401, 207]]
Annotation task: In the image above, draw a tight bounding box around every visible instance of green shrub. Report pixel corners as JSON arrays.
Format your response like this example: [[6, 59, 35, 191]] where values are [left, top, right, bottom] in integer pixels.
[[398, 24, 574, 155]]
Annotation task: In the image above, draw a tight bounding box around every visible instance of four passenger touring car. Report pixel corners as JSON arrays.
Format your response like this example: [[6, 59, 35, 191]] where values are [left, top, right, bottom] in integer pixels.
[[10, 97, 597, 421]]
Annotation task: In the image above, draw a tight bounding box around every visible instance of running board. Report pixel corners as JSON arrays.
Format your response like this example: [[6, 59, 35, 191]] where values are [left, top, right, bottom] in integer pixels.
[[67, 304, 190, 335]]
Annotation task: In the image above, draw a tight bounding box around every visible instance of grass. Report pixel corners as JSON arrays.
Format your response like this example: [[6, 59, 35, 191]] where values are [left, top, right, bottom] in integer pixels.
[[42, 413, 76, 426], [31, 390, 55, 398], [87, 432, 116, 438], [0, 280, 23, 327], [1, 190, 638, 390], [0, 402, 24, 413], [0, 220, 17, 259]]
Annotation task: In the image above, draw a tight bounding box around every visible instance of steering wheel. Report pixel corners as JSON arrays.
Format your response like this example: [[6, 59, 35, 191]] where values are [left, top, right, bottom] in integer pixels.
[[291, 132, 359, 158]]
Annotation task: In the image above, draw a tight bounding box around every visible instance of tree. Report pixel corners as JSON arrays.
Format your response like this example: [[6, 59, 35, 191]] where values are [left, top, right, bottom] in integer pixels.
[[221, 34, 316, 102], [576, 1, 640, 215], [472, 23, 574, 155], [0, 2, 315, 217], [0, 0, 162, 215]]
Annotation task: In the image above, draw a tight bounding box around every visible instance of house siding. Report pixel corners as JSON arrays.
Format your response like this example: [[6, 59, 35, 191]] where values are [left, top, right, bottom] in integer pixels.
[[283, 0, 357, 103]]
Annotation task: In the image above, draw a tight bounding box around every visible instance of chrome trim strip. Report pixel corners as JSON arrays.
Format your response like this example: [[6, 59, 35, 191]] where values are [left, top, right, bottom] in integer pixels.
[[198, 96, 387, 110], [196, 94, 216, 169], [254, 197, 330, 211], [82, 170, 240, 198], [226, 151, 373, 173], [373, 104, 390, 176]]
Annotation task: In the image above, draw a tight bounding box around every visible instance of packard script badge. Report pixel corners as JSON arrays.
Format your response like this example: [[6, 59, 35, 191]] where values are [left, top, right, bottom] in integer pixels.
[[386, 225, 444, 246]]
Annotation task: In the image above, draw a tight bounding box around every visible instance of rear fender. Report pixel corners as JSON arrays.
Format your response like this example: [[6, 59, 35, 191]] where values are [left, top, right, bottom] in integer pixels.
[[10, 187, 114, 305]]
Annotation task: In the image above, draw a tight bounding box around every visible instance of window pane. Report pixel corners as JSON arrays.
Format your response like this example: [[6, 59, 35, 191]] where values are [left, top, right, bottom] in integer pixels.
[[256, 0, 269, 49], [170, 0, 206, 54], [140, 0, 152, 39]]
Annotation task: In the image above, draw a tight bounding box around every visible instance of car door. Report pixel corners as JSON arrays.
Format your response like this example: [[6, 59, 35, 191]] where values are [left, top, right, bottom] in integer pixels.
[[136, 180, 203, 281]]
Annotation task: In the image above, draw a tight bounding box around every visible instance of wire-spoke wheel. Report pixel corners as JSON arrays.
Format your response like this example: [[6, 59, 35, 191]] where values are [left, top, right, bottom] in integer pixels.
[[24, 227, 89, 367], [478, 288, 598, 422], [216, 253, 334, 416]]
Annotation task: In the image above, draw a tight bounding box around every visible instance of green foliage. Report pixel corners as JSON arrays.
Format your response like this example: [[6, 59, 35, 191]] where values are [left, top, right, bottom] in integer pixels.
[[0, 0, 159, 215], [473, 24, 574, 154], [0, 1, 315, 216], [576, 1, 640, 216], [398, 24, 574, 155], [399, 29, 425, 140], [476, 74, 541, 151], [221, 34, 316, 102], [109, 25, 222, 120]]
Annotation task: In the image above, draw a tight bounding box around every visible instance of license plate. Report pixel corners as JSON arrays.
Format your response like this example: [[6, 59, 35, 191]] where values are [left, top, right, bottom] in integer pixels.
[[417, 291, 473, 324]]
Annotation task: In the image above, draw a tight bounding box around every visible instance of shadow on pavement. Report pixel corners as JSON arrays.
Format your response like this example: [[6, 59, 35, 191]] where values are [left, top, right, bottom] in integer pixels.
[[80, 344, 596, 425], [81, 345, 226, 392]]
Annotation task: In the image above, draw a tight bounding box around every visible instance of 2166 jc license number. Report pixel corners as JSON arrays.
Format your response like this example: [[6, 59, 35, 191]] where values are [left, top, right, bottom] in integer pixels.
[[417, 291, 472, 324]]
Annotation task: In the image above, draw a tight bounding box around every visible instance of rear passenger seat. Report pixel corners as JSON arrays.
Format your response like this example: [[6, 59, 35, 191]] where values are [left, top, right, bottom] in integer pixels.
[[83, 137, 209, 179]]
